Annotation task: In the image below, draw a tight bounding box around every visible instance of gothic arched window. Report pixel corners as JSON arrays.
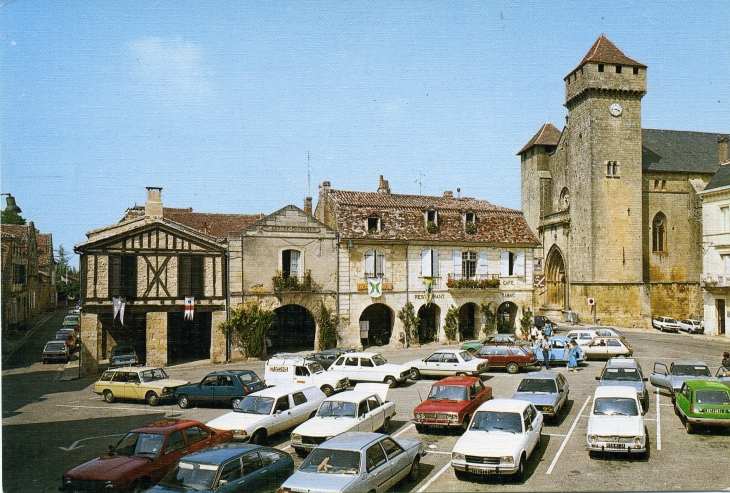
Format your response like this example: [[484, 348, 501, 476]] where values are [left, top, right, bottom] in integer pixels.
[[652, 213, 667, 253]]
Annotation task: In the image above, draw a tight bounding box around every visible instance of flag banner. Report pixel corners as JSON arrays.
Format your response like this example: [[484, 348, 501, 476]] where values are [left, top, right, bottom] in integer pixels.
[[119, 297, 125, 325], [113, 296, 126, 325], [368, 278, 382, 298], [185, 296, 195, 321], [424, 278, 433, 305]]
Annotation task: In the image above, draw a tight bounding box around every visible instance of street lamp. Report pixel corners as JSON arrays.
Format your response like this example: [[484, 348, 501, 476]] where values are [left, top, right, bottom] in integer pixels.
[[1, 193, 22, 214]]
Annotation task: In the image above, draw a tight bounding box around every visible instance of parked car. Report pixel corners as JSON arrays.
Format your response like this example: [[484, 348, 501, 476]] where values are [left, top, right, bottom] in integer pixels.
[[512, 372, 569, 421], [279, 432, 424, 493], [586, 385, 648, 460], [42, 340, 70, 364], [108, 345, 139, 366], [652, 316, 681, 333], [649, 360, 722, 394], [327, 352, 413, 387], [265, 354, 349, 396], [564, 329, 600, 346], [678, 319, 704, 334], [405, 348, 489, 379], [175, 370, 266, 409], [530, 335, 585, 365], [474, 343, 539, 374], [60, 419, 234, 493], [533, 316, 553, 330], [206, 385, 326, 444], [54, 330, 78, 351], [595, 357, 649, 411], [413, 376, 493, 433], [451, 398, 543, 481], [62, 314, 81, 335], [581, 336, 632, 360], [290, 383, 396, 456], [146, 442, 294, 493], [305, 349, 347, 369], [461, 333, 527, 353], [93, 366, 189, 406], [673, 380, 730, 434]]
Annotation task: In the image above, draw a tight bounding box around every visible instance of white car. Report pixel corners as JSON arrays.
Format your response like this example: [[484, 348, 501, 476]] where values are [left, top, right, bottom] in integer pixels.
[[451, 398, 543, 481], [328, 352, 413, 387], [290, 383, 396, 456], [405, 349, 489, 379], [652, 316, 681, 333], [678, 319, 704, 334], [565, 329, 600, 346], [265, 354, 349, 396], [586, 385, 648, 460], [206, 385, 325, 444]]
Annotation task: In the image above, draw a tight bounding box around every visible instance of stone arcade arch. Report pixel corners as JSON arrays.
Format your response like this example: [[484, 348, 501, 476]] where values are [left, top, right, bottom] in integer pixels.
[[417, 303, 441, 343], [271, 304, 316, 352], [497, 302, 518, 333], [545, 245, 567, 310], [359, 303, 393, 347], [458, 302, 478, 340]]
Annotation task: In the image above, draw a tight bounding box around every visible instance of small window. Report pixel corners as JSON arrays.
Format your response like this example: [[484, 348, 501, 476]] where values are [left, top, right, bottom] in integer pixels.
[[367, 396, 380, 411], [633, 67, 639, 75], [652, 212, 667, 253], [662, 180, 666, 190], [465, 212, 475, 224], [274, 397, 290, 412], [282, 249, 301, 279], [292, 391, 307, 406], [598, 63, 604, 72], [606, 161, 619, 177], [427, 210, 437, 223], [367, 215, 381, 233], [616, 65, 622, 74], [720, 206, 730, 232], [364, 250, 385, 277], [654, 180, 659, 190], [462, 251, 477, 279]]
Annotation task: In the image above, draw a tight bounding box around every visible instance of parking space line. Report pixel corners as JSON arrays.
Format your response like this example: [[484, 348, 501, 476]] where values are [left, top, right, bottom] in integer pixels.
[[393, 422, 414, 437], [416, 461, 452, 493], [56, 404, 164, 413], [546, 395, 591, 475], [655, 387, 662, 450], [424, 450, 451, 456]]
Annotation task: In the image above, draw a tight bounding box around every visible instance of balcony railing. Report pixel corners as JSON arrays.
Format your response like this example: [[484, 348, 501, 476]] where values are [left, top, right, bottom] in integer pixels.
[[701, 276, 730, 288], [272, 270, 313, 292], [446, 274, 500, 290]]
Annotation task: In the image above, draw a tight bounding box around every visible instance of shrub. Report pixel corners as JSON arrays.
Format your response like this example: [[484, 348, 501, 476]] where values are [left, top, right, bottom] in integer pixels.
[[443, 305, 460, 343], [426, 221, 438, 234], [317, 302, 339, 350], [481, 302, 498, 337], [220, 301, 276, 359], [397, 302, 421, 347]]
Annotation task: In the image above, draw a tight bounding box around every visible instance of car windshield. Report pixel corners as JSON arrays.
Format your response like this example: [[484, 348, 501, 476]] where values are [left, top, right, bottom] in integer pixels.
[[428, 385, 469, 401], [674, 365, 711, 377], [139, 368, 169, 382], [371, 355, 387, 366], [45, 342, 66, 351], [470, 411, 523, 433], [158, 461, 219, 490], [112, 432, 165, 458], [237, 372, 262, 385], [695, 390, 730, 405], [235, 396, 274, 414], [517, 378, 557, 393], [317, 401, 357, 418], [458, 351, 474, 361], [113, 346, 135, 356], [56, 334, 73, 341], [593, 397, 639, 416], [306, 362, 326, 374], [300, 449, 360, 475], [602, 368, 640, 381]]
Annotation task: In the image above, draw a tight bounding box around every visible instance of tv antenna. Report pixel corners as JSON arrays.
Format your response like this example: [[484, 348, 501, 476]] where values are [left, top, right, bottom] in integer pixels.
[[307, 151, 311, 198], [413, 169, 425, 195]]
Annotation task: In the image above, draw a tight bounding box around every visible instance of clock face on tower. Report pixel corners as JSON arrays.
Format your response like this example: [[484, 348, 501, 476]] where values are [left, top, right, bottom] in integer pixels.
[[609, 102, 623, 116]]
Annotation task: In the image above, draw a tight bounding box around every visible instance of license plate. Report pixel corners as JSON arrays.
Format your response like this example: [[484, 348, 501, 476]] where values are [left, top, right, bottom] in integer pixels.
[[605, 443, 625, 449], [467, 467, 493, 475]]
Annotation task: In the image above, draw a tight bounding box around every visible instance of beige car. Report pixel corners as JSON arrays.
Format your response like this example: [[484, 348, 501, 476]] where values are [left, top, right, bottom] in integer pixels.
[[93, 366, 189, 406], [582, 336, 633, 360]]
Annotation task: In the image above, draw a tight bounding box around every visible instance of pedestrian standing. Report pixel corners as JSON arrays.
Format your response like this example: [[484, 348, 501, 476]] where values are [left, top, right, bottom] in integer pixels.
[[530, 324, 538, 342], [541, 336, 551, 369], [544, 323, 552, 337], [568, 339, 580, 372], [722, 351, 730, 370]]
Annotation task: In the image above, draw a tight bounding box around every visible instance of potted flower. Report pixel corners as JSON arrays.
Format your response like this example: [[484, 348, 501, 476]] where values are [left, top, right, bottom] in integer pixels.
[[426, 221, 438, 234]]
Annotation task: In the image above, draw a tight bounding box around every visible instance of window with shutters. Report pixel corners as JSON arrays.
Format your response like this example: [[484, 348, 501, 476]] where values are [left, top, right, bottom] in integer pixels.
[[421, 249, 439, 277], [500, 251, 525, 277], [109, 254, 137, 299], [364, 250, 385, 277], [282, 249, 301, 278], [179, 255, 204, 298], [462, 251, 477, 279]]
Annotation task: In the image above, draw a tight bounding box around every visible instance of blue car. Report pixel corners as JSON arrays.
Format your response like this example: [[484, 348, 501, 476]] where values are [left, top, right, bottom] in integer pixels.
[[147, 443, 294, 493], [512, 371, 570, 421], [175, 370, 266, 409], [532, 336, 584, 366]]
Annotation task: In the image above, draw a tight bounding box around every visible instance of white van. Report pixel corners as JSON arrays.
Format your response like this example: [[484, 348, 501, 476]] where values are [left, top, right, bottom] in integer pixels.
[[265, 354, 349, 396]]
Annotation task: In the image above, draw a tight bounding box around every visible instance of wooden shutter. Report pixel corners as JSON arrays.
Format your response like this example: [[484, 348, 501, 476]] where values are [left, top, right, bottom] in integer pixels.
[[375, 251, 385, 277], [290, 250, 300, 277], [179, 255, 191, 297], [109, 254, 121, 297], [515, 252, 525, 276], [500, 252, 510, 277], [453, 250, 462, 277], [477, 251, 488, 276], [365, 250, 375, 277]]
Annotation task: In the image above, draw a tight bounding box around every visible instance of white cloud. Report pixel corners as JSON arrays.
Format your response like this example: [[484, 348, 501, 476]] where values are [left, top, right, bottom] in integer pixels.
[[129, 36, 211, 104]]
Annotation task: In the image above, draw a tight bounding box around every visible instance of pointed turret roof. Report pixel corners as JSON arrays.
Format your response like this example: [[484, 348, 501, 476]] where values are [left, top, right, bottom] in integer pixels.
[[571, 34, 646, 74], [516, 123, 562, 155]]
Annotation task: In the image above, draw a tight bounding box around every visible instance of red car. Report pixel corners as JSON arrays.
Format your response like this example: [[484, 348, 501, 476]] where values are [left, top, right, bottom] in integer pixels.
[[412, 376, 492, 433], [60, 419, 233, 492], [474, 343, 538, 374]]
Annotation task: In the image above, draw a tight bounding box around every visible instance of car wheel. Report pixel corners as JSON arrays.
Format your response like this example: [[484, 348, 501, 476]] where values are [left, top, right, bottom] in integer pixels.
[[230, 397, 242, 409], [103, 390, 115, 403], [384, 376, 397, 388], [320, 385, 334, 397], [454, 469, 469, 481], [177, 395, 190, 409], [407, 456, 420, 482], [459, 416, 469, 433], [455, 372, 468, 377], [145, 391, 159, 406], [410, 368, 421, 380], [685, 418, 694, 434], [506, 362, 520, 374], [382, 417, 391, 433], [513, 454, 525, 482], [251, 429, 267, 445], [588, 450, 599, 459], [294, 448, 308, 458]]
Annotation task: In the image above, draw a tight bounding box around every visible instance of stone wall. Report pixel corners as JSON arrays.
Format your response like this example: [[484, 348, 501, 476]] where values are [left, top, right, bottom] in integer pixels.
[[145, 312, 168, 367]]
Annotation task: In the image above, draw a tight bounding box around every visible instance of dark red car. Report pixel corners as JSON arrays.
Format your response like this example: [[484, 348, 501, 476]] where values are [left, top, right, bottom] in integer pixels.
[[474, 343, 538, 374], [412, 376, 492, 433], [60, 419, 233, 492]]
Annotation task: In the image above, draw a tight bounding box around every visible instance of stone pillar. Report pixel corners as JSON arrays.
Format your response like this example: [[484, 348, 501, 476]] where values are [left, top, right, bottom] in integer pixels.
[[80, 312, 100, 374], [210, 310, 227, 363], [146, 312, 168, 367]]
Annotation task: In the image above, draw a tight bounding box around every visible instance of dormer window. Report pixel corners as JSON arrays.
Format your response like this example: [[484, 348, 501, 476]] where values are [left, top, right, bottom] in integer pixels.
[[367, 215, 381, 233], [464, 212, 476, 234], [425, 209, 439, 233]]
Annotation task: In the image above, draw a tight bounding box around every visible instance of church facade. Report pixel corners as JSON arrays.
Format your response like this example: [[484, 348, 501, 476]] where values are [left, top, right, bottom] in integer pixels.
[[520, 35, 729, 328]]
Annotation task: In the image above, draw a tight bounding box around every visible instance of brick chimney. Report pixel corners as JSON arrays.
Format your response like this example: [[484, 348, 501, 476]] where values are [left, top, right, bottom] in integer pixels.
[[719, 138, 729, 165], [145, 187, 163, 218], [377, 175, 391, 195], [304, 197, 313, 215], [443, 190, 453, 198]]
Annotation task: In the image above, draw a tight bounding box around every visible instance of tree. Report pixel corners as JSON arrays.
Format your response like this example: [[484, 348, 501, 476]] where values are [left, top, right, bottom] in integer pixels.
[[480, 302, 498, 338], [1, 210, 26, 225], [397, 302, 420, 347], [317, 302, 339, 350], [55, 245, 80, 302], [220, 301, 276, 360], [443, 305, 460, 343]]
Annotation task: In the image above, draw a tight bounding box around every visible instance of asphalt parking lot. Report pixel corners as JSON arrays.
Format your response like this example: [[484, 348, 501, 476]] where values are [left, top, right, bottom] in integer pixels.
[[3, 323, 730, 492]]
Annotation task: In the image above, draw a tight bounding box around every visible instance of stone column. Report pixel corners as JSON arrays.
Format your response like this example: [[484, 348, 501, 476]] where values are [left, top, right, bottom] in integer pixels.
[[146, 312, 168, 367], [80, 312, 100, 374], [210, 310, 227, 363]]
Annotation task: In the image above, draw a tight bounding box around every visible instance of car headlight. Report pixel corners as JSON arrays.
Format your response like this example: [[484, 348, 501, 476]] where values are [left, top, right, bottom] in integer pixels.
[[415, 413, 425, 419], [452, 452, 465, 461], [588, 435, 597, 443], [634, 436, 643, 444], [291, 433, 301, 441], [234, 430, 246, 437], [162, 387, 171, 394], [543, 406, 554, 413], [446, 413, 459, 422], [500, 456, 514, 465]]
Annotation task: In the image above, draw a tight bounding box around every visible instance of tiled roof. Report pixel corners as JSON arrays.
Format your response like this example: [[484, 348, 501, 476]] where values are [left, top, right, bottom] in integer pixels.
[[642, 129, 730, 173], [704, 162, 730, 191], [36, 233, 54, 267], [325, 189, 539, 245], [572, 34, 646, 73], [0, 224, 30, 240], [517, 123, 562, 155], [163, 208, 263, 239]]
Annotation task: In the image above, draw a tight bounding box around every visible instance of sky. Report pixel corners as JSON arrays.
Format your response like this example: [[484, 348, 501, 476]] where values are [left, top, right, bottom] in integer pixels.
[[1, 1, 728, 268]]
